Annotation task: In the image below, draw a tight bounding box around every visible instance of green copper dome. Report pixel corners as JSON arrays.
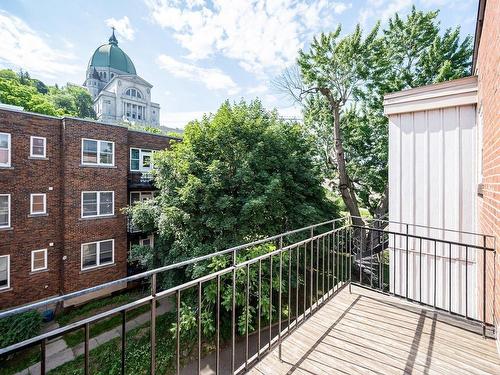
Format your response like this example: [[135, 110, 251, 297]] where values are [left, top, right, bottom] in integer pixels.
[[88, 30, 136, 75]]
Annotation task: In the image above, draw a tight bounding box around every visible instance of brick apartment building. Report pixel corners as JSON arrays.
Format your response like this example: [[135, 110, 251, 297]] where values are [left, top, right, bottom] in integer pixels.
[[0, 106, 178, 309]]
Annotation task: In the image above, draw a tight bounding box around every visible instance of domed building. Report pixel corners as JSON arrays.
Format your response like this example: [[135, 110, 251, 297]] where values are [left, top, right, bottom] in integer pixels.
[[84, 29, 160, 126]]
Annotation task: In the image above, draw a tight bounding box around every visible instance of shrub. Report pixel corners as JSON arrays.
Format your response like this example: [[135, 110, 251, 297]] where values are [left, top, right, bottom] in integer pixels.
[[0, 311, 42, 348]]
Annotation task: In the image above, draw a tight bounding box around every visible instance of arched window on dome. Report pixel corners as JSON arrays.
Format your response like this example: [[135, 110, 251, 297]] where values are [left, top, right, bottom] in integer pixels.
[[125, 88, 143, 99], [103, 72, 107, 79]]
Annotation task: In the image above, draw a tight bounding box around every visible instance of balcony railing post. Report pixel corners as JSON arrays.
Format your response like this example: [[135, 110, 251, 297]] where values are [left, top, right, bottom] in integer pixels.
[[231, 250, 236, 374], [121, 310, 126, 375], [483, 235, 487, 338], [278, 235, 283, 361], [310, 228, 313, 316], [41, 339, 46, 375], [151, 273, 157, 375]]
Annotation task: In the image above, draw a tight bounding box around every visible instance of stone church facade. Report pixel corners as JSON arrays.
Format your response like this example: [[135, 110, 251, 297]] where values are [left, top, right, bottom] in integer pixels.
[[84, 29, 160, 126]]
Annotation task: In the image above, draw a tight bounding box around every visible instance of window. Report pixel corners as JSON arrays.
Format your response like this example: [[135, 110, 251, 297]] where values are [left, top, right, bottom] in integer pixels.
[[81, 191, 114, 218], [81, 239, 114, 270], [130, 148, 153, 172], [31, 249, 47, 272], [30, 193, 47, 215], [30, 136, 46, 158], [0, 194, 10, 228], [123, 102, 145, 121], [0, 255, 9, 289], [0, 133, 11, 167], [125, 88, 142, 99], [130, 191, 153, 204], [82, 139, 114, 166], [140, 235, 154, 249]]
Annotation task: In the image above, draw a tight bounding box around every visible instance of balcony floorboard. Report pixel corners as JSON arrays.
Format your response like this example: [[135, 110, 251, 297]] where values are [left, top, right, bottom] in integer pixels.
[[248, 285, 500, 375]]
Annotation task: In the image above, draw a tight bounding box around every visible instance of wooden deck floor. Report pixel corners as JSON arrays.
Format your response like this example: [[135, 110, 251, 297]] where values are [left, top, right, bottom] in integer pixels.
[[248, 285, 500, 375]]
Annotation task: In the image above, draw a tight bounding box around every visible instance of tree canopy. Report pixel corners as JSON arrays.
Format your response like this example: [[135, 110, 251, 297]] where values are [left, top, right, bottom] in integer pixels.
[[0, 69, 96, 119]]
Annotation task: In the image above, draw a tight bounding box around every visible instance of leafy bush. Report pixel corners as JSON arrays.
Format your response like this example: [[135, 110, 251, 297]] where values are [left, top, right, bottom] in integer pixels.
[[0, 310, 42, 348]]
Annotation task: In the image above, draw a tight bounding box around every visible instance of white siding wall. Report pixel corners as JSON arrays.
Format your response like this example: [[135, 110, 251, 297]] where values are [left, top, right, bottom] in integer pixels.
[[388, 104, 478, 318]]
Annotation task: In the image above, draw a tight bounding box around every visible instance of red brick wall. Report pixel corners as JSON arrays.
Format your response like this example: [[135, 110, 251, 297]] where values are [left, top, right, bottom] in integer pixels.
[[0, 111, 63, 307], [60, 119, 129, 293], [0, 110, 179, 309], [476, 0, 500, 345]]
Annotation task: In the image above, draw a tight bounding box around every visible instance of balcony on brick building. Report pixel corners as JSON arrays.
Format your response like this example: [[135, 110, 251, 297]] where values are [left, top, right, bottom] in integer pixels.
[[1, 217, 498, 374]]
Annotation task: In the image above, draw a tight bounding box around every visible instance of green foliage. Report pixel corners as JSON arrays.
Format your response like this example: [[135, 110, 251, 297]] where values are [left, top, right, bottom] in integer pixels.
[[0, 310, 42, 348], [0, 69, 96, 119], [129, 99, 338, 339], [298, 7, 472, 215]]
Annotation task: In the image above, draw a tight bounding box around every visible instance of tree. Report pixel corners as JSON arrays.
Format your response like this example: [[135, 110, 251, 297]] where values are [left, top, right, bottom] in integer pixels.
[[47, 84, 96, 119], [128, 99, 338, 338], [276, 7, 472, 227]]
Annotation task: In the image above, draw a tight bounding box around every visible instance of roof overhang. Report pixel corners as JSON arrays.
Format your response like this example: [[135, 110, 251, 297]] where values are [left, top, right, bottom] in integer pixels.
[[383, 76, 478, 116], [472, 0, 487, 73]]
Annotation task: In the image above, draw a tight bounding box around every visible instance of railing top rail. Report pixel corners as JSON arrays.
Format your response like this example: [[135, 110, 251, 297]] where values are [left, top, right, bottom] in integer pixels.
[[0, 217, 345, 320], [350, 215, 496, 241], [351, 225, 495, 251]]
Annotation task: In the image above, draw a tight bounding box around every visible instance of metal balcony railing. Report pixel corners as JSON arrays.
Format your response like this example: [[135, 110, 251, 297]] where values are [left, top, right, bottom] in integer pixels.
[[0, 216, 495, 374]]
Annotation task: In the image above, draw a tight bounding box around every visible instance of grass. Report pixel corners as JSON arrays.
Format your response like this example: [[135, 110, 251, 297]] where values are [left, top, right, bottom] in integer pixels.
[[62, 304, 151, 347], [0, 346, 40, 375]]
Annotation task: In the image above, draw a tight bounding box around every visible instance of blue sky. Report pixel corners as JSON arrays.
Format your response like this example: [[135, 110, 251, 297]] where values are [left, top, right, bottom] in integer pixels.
[[0, 0, 477, 128]]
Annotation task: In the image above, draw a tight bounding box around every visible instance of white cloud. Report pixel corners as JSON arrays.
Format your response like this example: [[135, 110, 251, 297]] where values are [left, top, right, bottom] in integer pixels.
[[359, 0, 411, 27], [146, 0, 351, 76], [105, 16, 135, 41], [247, 84, 268, 94], [156, 54, 239, 94], [0, 10, 80, 78], [162, 109, 210, 128]]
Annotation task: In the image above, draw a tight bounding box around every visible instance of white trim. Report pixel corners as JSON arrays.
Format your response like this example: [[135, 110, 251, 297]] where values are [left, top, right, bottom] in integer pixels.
[[30, 136, 47, 158], [383, 76, 478, 115], [81, 191, 115, 218], [0, 254, 10, 290], [81, 239, 115, 270], [0, 132, 11, 167], [0, 194, 11, 228], [140, 235, 154, 249], [130, 148, 154, 172], [31, 249, 48, 272], [81, 138, 115, 167], [30, 193, 47, 215]]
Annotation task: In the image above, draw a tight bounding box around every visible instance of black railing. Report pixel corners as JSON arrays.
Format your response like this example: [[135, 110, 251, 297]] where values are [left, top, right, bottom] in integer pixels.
[[0, 217, 495, 374]]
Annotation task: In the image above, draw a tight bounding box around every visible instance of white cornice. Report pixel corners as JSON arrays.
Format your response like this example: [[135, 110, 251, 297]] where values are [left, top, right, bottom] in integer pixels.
[[383, 76, 478, 115]]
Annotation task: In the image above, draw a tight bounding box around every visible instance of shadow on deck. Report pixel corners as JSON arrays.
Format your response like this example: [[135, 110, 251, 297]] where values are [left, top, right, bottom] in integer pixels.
[[248, 285, 500, 375]]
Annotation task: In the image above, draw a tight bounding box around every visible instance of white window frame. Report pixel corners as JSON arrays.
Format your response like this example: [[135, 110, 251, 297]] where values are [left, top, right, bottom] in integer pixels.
[[81, 239, 115, 270], [81, 138, 115, 167], [81, 191, 115, 218], [140, 235, 154, 249], [31, 249, 48, 272], [30, 136, 47, 158], [0, 132, 11, 167], [0, 255, 9, 290], [0, 194, 11, 228], [30, 193, 47, 215], [130, 191, 154, 204], [130, 148, 154, 172]]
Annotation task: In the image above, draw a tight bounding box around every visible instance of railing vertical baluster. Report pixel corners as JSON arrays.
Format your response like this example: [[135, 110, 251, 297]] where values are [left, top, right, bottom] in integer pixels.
[[257, 260, 261, 360], [269, 253, 273, 351], [288, 244, 292, 332], [370, 229, 373, 288], [278, 236, 283, 361], [303, 243, 307, 322], [198, 281, 202, 375], [41, 339, 46, 375], [434, 240, 437, 308], [337, 231, 340, 290], [121, 310, 126, 375], [151, 273, 157, 375], [393, 233, 397, 296], [322, 236, 325, 300], [406, 224, 409, 300], [246, 263, 250, 368], [84, 323, 89, 375], [216, 275, 220, 374], [327, 232, 330, 294], [482, 235, 487, 337], [465, 246, 468, 319], [310, 229, 313, 315], [419, 238, 422, 303], [295, 246, 299, 327], [360, 228, 363, 284], [333, 231, 336, 291], [449, 242, 452, 313], [316, 237, 319, 307], [176, 290, 180, 375], [349, 228, 352, 293], [231, 250, 236, 374]]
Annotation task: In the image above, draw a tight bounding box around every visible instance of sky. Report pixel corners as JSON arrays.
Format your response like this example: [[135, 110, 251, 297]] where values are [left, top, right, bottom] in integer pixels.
[[0, 0, 478, 128]]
